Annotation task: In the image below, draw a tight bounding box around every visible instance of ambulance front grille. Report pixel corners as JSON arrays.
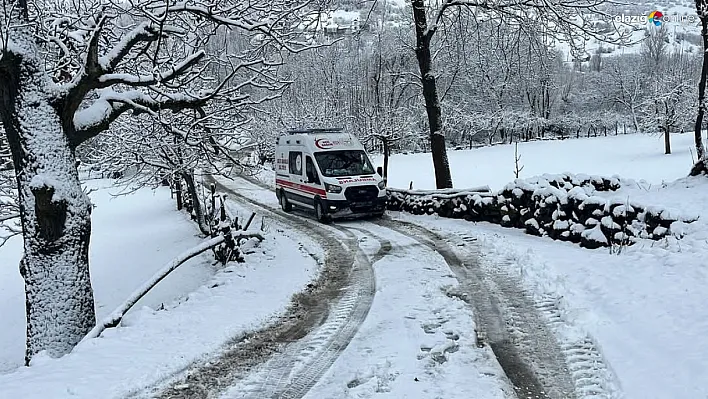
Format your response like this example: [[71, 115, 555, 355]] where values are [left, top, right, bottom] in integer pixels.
[[344, 185, 379, 202]]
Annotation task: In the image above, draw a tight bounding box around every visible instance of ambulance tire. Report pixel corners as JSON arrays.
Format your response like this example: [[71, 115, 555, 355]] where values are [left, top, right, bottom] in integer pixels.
[[280, 190, 292, 212], [314, 200, 331, 224]]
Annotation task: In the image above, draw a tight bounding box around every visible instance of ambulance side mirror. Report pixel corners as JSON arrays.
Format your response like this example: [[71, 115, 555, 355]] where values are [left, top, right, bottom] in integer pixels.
[[376, 166, 383, 176]]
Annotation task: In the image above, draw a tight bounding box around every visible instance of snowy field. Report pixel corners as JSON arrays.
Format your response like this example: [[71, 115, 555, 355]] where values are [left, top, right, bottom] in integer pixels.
[[372, 133, 700, 190], [0, 180, 319, 397], [373, 132, 708, 398]]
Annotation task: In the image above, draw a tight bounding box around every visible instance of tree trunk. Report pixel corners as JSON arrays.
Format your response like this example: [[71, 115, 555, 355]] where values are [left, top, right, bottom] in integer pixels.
[[0, 35, 95, 364], [631, 108, 640, 133], [412, 0, 453, 189], [175, 176, 183, 210], [664, 127, 672, 154], [693, 11, 708, 173], [181, 170, 210, 235], [382, 139, 390, 181]]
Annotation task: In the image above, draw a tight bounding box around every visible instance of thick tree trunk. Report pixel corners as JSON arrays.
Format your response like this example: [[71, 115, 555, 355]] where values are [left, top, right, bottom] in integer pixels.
[[693, 10, 708, 174], [0, 34, 95, 364], [181, 170, 210, 235], [411, 0, 453, 189]]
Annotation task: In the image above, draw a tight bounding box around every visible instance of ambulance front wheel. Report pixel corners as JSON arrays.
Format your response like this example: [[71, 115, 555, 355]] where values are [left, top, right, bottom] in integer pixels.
[[315, 200, 331, 224], [279, 190, 292, 212]]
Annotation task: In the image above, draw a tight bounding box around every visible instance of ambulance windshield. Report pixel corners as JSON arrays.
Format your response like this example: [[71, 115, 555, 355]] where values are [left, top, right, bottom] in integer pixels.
[[314, 150, 375, 177]]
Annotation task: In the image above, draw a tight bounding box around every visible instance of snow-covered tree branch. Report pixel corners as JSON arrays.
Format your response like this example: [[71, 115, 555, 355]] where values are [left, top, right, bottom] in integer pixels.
[[0, 0, 323, 364]]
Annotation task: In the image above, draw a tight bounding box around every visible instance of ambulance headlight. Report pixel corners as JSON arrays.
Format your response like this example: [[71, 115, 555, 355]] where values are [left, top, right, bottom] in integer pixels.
[[377, 180, 386, 190], [325, 183, 342, 193]]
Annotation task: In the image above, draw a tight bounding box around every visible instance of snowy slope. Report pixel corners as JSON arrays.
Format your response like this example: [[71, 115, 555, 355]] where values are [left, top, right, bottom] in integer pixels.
[[0, 181, 320, 398], [1, 180, 213, 372], [343, 0, 700, 60], [559, 0, 701, 61]]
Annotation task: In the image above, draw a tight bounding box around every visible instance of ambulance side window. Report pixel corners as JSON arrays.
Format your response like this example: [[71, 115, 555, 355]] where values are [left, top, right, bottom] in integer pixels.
[[289, 152, 302, 175], [306, 156, 320, 185]]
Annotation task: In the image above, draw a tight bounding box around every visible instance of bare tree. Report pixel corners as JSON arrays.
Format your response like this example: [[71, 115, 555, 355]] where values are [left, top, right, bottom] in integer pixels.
[[409, 0, 625, 188], [641, 25, 669, 68], [693, 0, 708, 175], [642, 51, 695, 154], [0, 0, 315, 363], [608, 56, 644, 133], [0, 169, 20, 247]]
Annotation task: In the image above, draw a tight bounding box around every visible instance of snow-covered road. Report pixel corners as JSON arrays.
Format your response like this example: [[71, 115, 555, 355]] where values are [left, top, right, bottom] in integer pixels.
[[151, 174, 601, 399]]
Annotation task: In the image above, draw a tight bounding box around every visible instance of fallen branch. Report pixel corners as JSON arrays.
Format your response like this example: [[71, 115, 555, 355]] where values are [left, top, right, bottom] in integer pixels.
[[80, 229, 265, 342], [233, 231, 265, 241], [81, 234, 226, 342]]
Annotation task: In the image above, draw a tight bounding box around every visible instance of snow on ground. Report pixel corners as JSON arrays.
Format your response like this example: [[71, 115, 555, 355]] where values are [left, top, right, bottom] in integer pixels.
[[300, 223, 511, 399], [379, 133, 708, 398], [393, 211, 708, 398], [0, 180, 213, 372], [371, 133, 700, 191], [0, 180, 319, 398], [211, 175, 514, 399]]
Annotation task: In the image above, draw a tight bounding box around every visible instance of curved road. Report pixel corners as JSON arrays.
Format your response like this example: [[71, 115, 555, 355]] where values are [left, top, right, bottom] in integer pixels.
[[132, 174, 614, 399]]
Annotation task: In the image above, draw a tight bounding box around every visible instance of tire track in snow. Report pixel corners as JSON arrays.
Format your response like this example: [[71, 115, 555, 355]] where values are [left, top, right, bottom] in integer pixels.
[[237, 223, 385, 399], [373, 218, 577, 399], [533, 294, 621, 399], [132, 176, 381, 399], [467, 247, 621, 399]]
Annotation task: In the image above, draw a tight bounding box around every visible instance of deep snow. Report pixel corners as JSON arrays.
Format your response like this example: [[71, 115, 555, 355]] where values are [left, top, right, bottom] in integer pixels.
[[1, 180, 213, 372], [0, 180, 320, 398]]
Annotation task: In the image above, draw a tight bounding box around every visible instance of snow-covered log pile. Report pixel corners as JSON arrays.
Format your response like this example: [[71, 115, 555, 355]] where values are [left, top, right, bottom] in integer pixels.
[[387, 173, 698, 249]]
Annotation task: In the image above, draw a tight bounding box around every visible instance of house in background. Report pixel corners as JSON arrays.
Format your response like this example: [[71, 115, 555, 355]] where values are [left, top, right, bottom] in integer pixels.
[[299, 10, 364, 36]]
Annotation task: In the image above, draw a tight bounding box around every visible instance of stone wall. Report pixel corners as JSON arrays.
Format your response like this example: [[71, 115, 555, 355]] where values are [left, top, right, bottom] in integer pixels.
[[386, 174, 697, 249]]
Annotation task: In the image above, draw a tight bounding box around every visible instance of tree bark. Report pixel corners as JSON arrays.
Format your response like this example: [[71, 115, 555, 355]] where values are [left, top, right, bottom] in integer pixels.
[[382, 138, 390, 181], [0, 32, 95, 364], [663, 127, 672, 154], [175, 176, 183, 210], [693, 4, 708, 174], [411, 0, 453, 189], [181, 170, 210, 235]]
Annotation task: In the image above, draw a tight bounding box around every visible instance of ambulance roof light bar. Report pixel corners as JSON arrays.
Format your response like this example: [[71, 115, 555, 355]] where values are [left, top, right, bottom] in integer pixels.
[[286, 128, 344, 135]]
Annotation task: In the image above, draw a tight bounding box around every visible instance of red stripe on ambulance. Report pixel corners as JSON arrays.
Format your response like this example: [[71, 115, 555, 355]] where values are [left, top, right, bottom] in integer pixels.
[[276, 178, 327, 198]]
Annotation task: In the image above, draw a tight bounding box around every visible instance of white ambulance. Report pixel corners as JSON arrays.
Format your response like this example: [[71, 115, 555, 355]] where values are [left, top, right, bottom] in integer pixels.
[[274, 128, 387, 223]]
